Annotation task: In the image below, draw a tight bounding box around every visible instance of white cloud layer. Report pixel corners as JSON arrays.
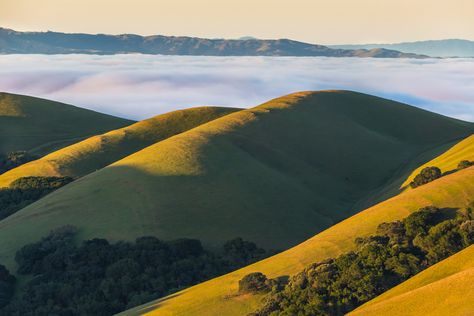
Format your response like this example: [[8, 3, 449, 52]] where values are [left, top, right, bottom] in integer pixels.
[[0, 54, 473, 121]]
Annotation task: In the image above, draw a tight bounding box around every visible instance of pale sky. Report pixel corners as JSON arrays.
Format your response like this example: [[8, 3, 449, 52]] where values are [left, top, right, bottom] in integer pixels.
[[1, 0, 473, 44]]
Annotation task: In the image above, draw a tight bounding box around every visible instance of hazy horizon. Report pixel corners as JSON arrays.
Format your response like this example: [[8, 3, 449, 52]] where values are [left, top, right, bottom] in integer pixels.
[[2, 25, 474, 45], [2, 0, 473, 45]]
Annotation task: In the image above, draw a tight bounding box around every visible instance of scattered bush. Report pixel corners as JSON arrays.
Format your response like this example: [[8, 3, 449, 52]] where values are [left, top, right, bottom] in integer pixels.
[[409, 160, 474, 189], [457, 160, 474, 170], [410, 166, 442, 188], [0, 151, 37, 174], [0, 265, 15, 308], [239, 272, 270, 294]]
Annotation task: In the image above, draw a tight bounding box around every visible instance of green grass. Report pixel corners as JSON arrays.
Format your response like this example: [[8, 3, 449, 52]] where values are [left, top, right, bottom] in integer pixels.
[[1, 90, 473, 315], [350, 245, 474, 316], [0, 92, 133, 156], [0, 106, 240, 187], [124, 157, 474, 316], [0, 90, 472, 275]]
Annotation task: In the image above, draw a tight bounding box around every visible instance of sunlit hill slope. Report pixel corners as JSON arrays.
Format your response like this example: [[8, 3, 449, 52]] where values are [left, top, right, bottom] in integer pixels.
[[125, 142, 474, 316], [350, 244, 474, 316], [403, 134, 474, 188], [0, 106, 239, 187]]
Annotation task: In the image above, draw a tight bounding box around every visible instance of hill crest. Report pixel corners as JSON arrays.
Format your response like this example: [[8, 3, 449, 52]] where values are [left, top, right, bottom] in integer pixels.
[[0, 106, 240, 187], [0, 92, 133, 156]]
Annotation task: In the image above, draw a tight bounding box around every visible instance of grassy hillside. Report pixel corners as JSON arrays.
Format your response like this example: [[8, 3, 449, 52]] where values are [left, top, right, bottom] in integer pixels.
[[350, 245, 474, 316], [124, 161, 474, 316], [402, 134, 474, 188], [0, 106, 240, 187], [0, 91, 472, 271], [0, 92, 133, 156]]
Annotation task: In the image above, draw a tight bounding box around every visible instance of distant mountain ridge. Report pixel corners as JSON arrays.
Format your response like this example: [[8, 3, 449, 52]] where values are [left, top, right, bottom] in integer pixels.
[[0, 27, 426, 58], [331, 39, 474, 57]]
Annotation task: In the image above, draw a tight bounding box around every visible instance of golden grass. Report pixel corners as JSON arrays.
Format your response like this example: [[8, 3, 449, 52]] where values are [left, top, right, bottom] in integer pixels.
[[0, 94, 24, 117], [402, 134, 474, 188], [0, 106, 239, 187], [350, 245, 474, 316], [120, 166, 474, 316]]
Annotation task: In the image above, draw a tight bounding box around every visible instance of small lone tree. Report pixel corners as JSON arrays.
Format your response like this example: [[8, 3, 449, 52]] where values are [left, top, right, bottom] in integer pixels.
[[239, 272, 269, 294], [410, 166, 442, 188], [458, 160, 474, 170]]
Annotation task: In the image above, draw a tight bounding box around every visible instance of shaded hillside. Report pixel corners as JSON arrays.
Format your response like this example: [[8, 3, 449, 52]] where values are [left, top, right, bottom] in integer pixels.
[[331, 39, 474, 57], [0, 92, 133, 156], [350, 245, 474, 316], [123, 155, 474, 316], [0, 91, 472, 272], [0, 106, 239, 187], [0, 28, 426, 58]]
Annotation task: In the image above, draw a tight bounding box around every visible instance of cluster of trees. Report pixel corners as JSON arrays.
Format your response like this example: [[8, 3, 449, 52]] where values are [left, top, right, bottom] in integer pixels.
[[0, 151, 37, 174], [0, 227, 271, 315], [0, 176, 73, 219], [410, 160, 474, 189], [249, 206, 474, 316]]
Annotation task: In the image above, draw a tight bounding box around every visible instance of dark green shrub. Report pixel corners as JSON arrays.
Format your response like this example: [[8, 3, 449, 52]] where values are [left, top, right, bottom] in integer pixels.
[[410, 167, 442, 188], [457, 160, 474, 170], [0, 265, 15, 308], [239, 272, 270, 294], [404, 206, 442, 237], [376, 221, 406, 245], [459, 220, 474, 245], [0, 151, 37, 174], [10, 176, 73, 190]]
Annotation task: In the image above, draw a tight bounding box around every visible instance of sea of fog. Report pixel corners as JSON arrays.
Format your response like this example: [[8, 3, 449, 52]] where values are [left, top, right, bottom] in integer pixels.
[[0, 54, 473, 121]]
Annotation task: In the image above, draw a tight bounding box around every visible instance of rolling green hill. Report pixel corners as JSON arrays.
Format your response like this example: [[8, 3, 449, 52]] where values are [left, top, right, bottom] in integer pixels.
[[0, 92, 133, 156], [124, 153, 474, 316], [0, 90, 472, 276], [350, 245, 474, 316], [0, 106, 240, 187]]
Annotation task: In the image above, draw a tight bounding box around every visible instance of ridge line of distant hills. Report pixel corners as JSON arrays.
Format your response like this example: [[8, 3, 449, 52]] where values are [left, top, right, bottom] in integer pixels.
[[330, 39, 474, 58], [0, 27, 427, 58]]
